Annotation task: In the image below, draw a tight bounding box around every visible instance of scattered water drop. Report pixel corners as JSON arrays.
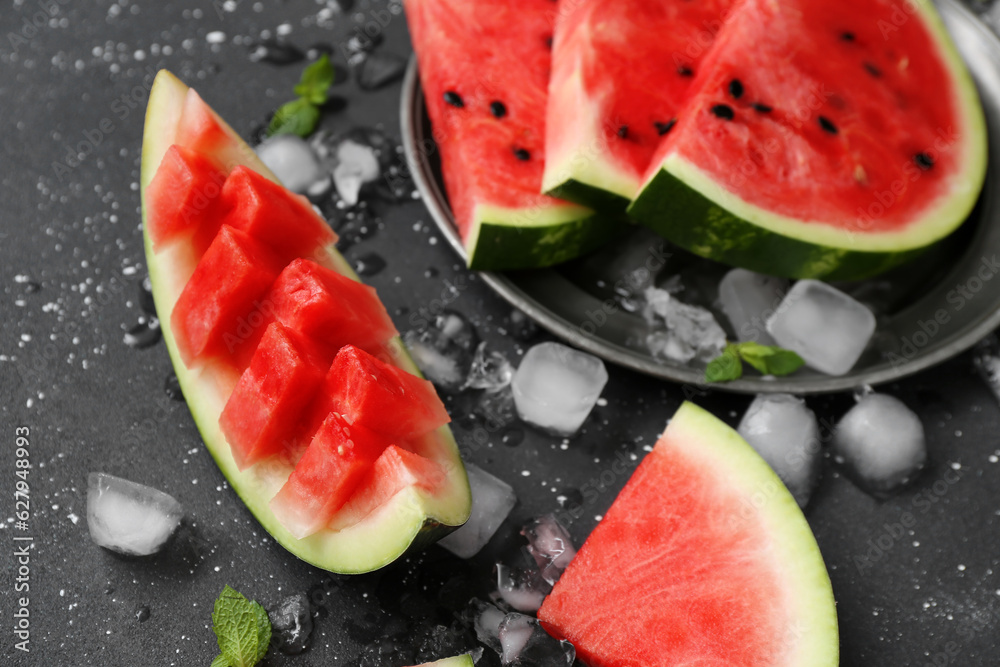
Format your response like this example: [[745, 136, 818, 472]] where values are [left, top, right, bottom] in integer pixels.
[[353, 252, 386, 277], [123, 318, 161, 349], [136, 606, 150, 623]]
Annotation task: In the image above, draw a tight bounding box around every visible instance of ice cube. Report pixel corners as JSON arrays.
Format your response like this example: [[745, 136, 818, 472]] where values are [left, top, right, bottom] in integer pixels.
[[522, 514, 576, 584], [643, 287, 727, 364], [833, 393, 926, 494], [86, 473, 183, 556], [718, 268, 788, 344], [496, 563, 550, 613], [438, 463, 517, 558], [464, 342, 514, 392], [269, 593, 313, 655], [737, 394, 821, 507], [255, 134, 323, 194], [333, 139, 380, 206], [766, 280, 876, 375], [510, 342, 608, 436], [471, 599, 506, 654], [498, 613, 575, 666]]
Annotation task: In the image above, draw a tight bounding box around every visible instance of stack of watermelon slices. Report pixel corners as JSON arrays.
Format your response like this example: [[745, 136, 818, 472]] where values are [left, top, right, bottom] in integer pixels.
[[407, 0, 986, 280], [141, 72, 471, 573]]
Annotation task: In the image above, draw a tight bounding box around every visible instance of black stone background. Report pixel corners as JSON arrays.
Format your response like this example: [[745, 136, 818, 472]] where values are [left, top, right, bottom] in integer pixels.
[[0, 0, 999, 665]]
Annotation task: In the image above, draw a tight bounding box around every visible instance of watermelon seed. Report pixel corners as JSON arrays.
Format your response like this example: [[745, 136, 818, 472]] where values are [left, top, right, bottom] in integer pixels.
[[841, 31, 856, 42], [752, 103, 773, 113], [545, 35, 554, 49], [654, 119, 677, 135], [711, 104, 734, 121], [514, 148, 530, 161], [729, 79, 744, 99], [617, 125, 629, 139], [818, 116, 838, 134], [914, 153, 934, 170], [864, 62, 882, 78], [443, 91, 464, 108], [490, 101, 507, 119], [677, 65, 694, 77]]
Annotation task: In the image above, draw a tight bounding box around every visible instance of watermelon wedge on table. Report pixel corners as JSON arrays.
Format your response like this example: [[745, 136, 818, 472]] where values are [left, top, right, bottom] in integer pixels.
[[539, 402, 838, 667], [141, 71, 471, 573], [625, 0, 986, 280], [403, 0, 621, 271]]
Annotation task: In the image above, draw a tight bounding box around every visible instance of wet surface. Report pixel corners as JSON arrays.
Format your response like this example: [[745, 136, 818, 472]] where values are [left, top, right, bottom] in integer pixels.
[[1, 0, 1000, 665]]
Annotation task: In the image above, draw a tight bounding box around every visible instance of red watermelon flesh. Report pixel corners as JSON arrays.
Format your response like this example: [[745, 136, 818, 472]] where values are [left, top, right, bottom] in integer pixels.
[[219, 323, 330, 471], [544, 0, 736, 207], [270, 413, 390, 540], [176, 89, 258, 173], [170, 225, 283, 367], [538, 402, 838, 667], [146, 144, 228, 252]]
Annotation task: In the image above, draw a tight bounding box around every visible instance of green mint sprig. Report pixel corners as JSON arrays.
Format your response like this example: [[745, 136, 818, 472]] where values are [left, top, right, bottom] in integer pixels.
[[267, 54, 335, 138], [210, 585, 272, 667], [705, 341, 805, 383]]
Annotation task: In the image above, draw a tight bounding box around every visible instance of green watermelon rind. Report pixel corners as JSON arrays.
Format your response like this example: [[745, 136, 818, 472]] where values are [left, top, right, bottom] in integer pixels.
[[410, 655, 476, 667], [666, 403, 839, 666], [544, 178, 632, 218], [626, 0, 987, 280], [141, 70, 471, 575]]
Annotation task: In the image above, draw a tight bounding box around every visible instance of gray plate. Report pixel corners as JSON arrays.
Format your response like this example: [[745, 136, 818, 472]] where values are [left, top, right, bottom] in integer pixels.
[[400, 0, 1000, 394]]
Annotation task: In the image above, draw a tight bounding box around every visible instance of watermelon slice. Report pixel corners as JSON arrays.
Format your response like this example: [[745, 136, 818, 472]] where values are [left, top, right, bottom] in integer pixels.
[[403, 0, 620, 271], [407, 655, 475, 667], [145, 144, 228, 253], [543, 0, 736, 211], [141, 70, 471, 573], [538, 402, 838, 667], [626, 0, 986, 280]]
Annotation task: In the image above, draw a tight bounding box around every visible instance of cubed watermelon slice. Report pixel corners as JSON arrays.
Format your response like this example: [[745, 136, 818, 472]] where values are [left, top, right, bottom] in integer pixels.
[[538, 402, 838, 666], [270, 413, 389, 540], [146, 144, 229, 253], [219, 322, 331, 471], [170, 225, 283, 367]]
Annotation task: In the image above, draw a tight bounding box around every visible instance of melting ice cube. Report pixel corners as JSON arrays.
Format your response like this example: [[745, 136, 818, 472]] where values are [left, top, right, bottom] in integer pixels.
[[833, 393, 926, 494], [464, 342, 514, 392], [496, 563, 550, 613], [269, 593, 314, 655], [510, 342, 608, 436], [255, 134, 323, 194], [471, 599, 506, 654], [738, 394, 821, 507], [718, 268, 788, 344], [438, 463, 517, 558], [522, 514, 576, 584], [404, 311, 479, 391], [766, 279, 876, 376], [87, 473, 183, 556], [643, 287, 727, 364], [498, 613, 575, 666], [333, 139, 380, 206]]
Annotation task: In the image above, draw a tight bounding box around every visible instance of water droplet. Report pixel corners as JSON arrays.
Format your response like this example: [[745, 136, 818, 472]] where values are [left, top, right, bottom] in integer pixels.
[[164, 373, 184, 401], [123, 318, 161, 349], [136, 606, 150, 622], [354, 252, 386, 277]]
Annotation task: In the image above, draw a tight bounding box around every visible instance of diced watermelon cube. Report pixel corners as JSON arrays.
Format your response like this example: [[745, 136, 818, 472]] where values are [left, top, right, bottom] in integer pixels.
[[175, 89, 256, 173], [309, 345, 450, 440], [146, 144, 229, 253], [267, 258, 398, 355], [270, 413, 390, 539], [170, 225, 283, 367], [219, 323, 332, 471], [331, 444, 448, 530], [220, 166, 337, 263]]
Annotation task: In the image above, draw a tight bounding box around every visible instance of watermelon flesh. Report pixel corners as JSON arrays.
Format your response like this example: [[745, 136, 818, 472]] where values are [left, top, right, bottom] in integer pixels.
[[626, 0, 986, 280], [145, 144, 228, 253], [538, 402, 838, 667], [403, 0, 620, 271]]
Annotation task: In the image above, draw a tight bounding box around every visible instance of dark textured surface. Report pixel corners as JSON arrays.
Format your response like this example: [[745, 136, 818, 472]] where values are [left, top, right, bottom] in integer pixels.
[[0, 1, 999, 665]]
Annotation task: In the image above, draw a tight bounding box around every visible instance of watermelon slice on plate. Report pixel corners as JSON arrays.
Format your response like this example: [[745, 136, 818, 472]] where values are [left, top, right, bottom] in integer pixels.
[[140, 70, 471, 573], [626, 0, 987, 280], [403, 0, 621, 271], [539, 402, 838, 667]]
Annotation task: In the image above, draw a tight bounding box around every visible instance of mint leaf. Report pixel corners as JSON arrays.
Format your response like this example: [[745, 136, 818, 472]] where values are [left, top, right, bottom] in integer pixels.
[[737, 342, 805, 377], [212, 585, 272, 667], [704, 344, 743, 383], [293, 54, 334, 105], [267, 98, 321, 138]]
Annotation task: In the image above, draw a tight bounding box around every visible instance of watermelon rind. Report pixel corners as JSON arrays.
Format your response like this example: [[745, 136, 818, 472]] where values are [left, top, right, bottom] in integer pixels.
[[408, 654, 476, 667], [627, 0, 987, 281], [141, 70, 471, 574]]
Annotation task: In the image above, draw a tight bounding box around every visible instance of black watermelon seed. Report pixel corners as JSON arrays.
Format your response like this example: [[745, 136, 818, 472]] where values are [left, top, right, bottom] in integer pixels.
[[818, 116, 838, 134], [443, 91, 464, 108], [677, 65, 694, 77], [617, 125, 629, 139], [545, 35, 554, 49], [711, 104, 735, 121], [490, 101, 507, 118], [729, 79, 744, 99], [514, 148, 530, 161], [752, 103, 773, 113], [864, 62, 882, 77], [654, 119, 677, 135], [915, 152, 934, 170], [841, 31, 856, 42]]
